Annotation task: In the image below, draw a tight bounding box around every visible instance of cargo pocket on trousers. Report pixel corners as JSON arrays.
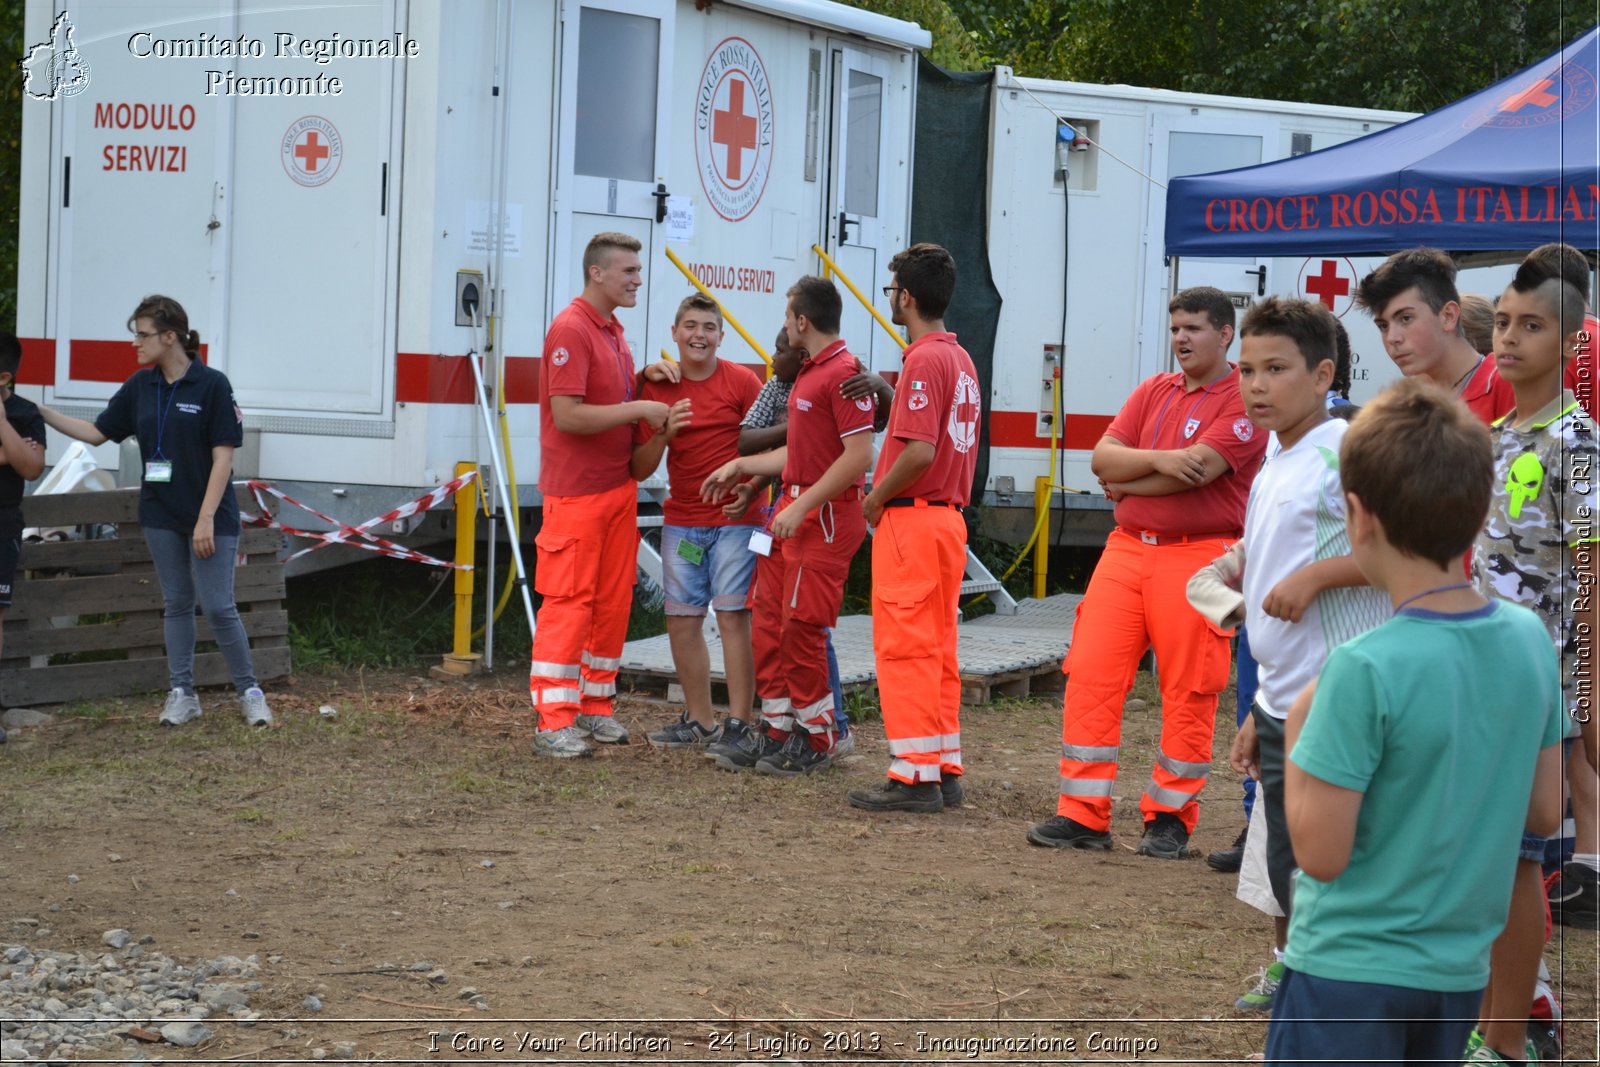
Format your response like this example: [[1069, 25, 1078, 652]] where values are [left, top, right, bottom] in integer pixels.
[[533, 532, 581, 598], [874, 579, 938, 661], [1061, 596, 1090, 678]]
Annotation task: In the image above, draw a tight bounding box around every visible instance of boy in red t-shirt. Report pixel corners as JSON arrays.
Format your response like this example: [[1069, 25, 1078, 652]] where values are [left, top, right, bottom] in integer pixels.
[[630, 295, 763, 750]]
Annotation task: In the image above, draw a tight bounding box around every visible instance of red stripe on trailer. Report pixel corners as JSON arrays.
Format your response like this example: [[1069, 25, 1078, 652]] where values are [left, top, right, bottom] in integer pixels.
[[15, 338, 54, 386], [503, 356, 540, 403], [70, 340, 142, 382], [396, 352, 473, 404], [989, 410, 1112, 450], [396, 352, 544, 405], [14, 339, 210, 387]]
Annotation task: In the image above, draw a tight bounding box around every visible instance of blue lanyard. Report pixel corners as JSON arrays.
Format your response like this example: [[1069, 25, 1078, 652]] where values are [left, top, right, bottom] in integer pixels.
[[151, 374, 181, 460], [1150, 375, 1219, 446]]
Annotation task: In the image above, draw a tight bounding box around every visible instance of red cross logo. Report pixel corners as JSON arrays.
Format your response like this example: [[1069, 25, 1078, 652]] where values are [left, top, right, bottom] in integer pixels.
[[282, 116, 342, 187], [712, 77, 758, 182], [1499, 78, 1559, 113], [1304, 259, 1350, 309], [294, 131, 331, 172]]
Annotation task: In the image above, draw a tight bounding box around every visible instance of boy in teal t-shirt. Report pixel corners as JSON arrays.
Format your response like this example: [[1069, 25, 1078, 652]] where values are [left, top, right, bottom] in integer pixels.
[[1264, 379, 1564, 1067]]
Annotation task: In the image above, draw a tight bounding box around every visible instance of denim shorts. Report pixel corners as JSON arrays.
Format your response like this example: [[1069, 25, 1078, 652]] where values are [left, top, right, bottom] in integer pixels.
[[662, 524, 758, 616]]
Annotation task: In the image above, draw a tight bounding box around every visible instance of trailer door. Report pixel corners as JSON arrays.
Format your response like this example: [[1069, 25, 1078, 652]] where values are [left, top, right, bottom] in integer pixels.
[[550, 0, 675, 364], [217, 0, 401, 417], [1142, 111, 1278, 376], [822, 41, 896, 373], [46, 0, 229, 405]]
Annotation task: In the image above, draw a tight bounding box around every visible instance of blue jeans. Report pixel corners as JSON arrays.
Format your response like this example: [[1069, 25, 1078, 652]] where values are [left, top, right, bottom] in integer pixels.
[[1265, 968, 1480, 1066], [144, 526, 258, 695], [826, 630, 847, 732], [1236, 626, 1260, 818], [661, 524, 759, 616]]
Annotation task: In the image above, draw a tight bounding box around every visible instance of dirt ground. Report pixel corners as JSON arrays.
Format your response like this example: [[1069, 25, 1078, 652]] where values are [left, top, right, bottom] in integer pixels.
[[1, 670, 1595, 1065]]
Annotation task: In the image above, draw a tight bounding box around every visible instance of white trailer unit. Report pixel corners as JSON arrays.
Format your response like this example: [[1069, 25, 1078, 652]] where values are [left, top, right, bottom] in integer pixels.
[[17, 0, 926, 546], [975, 70, 1512, 540]]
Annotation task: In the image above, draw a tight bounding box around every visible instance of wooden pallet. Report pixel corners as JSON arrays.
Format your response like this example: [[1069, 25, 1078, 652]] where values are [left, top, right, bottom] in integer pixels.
[[618, 593, 1081, 707], [2, 486, 290, 706]]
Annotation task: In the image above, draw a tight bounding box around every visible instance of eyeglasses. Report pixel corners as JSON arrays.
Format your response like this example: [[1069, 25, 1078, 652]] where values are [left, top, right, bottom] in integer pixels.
[[132, 330, 162, 341], [882, 286, 903, 298]]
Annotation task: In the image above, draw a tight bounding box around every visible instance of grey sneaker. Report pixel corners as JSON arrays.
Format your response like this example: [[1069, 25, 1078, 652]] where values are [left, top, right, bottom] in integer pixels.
[[705, 718, 781, 772], [159, 688, 203, 726], [240, 687, 273, 727], [647, 713, 722, 749], [532, 725, 594, 759], [832, 727, 855, 758], [574, 713, 630, 745]]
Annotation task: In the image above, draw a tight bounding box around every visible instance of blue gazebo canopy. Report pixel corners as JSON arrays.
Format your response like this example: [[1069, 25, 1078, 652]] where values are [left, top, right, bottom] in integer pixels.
[[1165, 25, 1600, 256]]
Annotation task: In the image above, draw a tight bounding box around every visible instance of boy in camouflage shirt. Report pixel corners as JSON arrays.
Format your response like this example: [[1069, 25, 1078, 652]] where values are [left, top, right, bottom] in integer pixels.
[[1467, 264, 1598, 1065]]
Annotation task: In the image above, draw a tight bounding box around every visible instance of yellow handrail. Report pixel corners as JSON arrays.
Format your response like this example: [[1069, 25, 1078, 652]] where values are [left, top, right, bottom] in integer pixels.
[[662, 247, 772, 369], [810, 244, 906, 352]]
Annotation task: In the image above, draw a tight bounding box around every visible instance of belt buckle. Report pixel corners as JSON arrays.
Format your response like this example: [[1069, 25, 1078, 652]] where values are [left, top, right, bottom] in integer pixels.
[[1140, 531, 1159, 545]]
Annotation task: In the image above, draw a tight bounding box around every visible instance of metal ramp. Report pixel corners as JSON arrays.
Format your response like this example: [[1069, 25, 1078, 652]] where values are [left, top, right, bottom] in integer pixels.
[[619, 591, 1081, 706]]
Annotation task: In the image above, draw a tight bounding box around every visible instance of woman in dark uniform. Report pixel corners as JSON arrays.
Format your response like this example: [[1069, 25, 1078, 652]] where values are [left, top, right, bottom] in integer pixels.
[[40, 295, 272, 726]]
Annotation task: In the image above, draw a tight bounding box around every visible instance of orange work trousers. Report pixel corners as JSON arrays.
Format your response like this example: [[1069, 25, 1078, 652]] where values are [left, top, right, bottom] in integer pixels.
[[872, 504, 966, 784], [528, 481, 639, 731], [1056, 528, 1233, 832], [750, 494, 865, 738]]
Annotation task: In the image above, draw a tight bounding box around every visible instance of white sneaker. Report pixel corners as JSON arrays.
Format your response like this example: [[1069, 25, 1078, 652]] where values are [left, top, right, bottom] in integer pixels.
[[574, 713, 630, 744], [241, 687, 273, 727], [159, 689, 202, 726], [532, 725, 594, 759]]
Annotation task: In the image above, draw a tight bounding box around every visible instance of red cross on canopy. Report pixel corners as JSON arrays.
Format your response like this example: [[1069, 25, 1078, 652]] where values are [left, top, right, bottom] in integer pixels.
[[1499, 78, 1559, 113], [1304, 259, 1350, 309], [712, 78, 758, 182], [295, 131, 331, 172]]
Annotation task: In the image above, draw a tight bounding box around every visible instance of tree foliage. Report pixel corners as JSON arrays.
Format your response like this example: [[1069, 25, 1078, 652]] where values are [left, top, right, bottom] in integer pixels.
[[838, 0, 984, 71], [879, 0, 1597, 114], [0, 0, 22, 330]]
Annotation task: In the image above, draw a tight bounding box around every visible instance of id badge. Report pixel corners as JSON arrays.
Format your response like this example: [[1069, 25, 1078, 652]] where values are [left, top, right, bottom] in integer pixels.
[[145, 459, 174, 483], [675, 538, 705, 566], [748, 529, 773, 557]]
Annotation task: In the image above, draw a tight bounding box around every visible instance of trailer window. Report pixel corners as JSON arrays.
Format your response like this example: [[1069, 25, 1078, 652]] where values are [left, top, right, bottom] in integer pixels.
[[844, 69, 882, 217], [575, 8, 659, 182], [1167, 131, 1261, 264]]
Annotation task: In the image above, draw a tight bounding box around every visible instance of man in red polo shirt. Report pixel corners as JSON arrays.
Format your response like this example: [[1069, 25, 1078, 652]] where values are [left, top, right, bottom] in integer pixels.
[[701, 276, 874, 776], [1353, 247, 1514, 423], [530, 232, 669, 759], [849, 243, 979, 814], [1027, 286, 1266, 858]]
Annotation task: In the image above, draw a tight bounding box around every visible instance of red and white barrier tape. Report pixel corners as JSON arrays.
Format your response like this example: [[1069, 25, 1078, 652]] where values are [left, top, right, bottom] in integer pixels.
[[242, 471, 478, 569]]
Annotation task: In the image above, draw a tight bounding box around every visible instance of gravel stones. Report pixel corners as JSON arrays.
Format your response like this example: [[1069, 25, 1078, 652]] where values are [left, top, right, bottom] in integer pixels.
[[0, 941, 263, 1063], [158, 1021, 212, 1047]]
